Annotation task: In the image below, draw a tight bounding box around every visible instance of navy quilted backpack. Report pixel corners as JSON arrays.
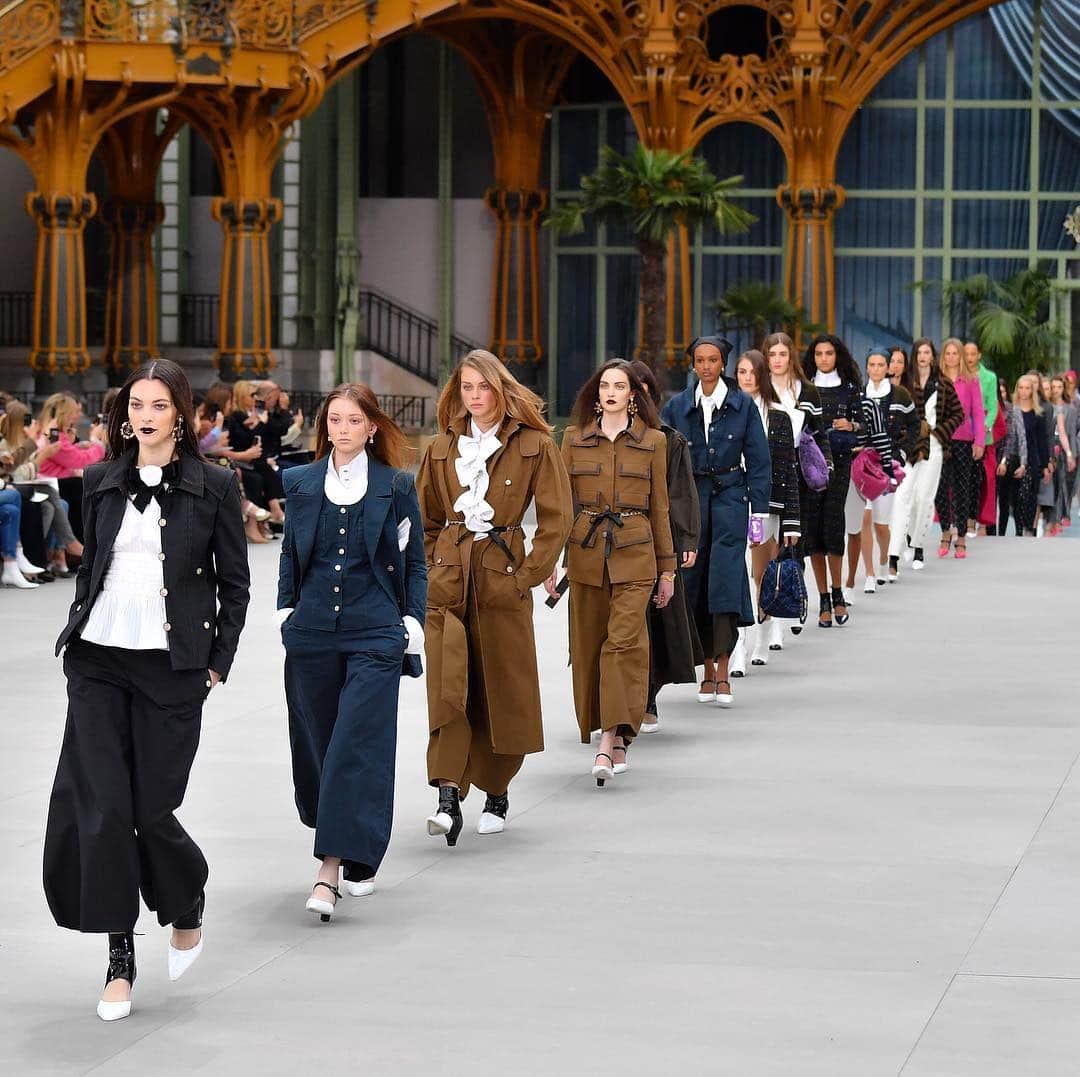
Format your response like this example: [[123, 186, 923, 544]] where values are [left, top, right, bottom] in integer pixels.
[[757, 546, 808, 624]]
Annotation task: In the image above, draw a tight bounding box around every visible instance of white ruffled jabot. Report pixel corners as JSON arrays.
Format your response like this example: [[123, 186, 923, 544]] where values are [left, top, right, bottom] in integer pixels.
[[453, 423, 501, 534]]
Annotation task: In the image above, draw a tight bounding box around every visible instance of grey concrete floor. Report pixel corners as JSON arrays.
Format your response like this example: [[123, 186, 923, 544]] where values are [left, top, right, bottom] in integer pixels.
[[2, 531, 1079, 1076]]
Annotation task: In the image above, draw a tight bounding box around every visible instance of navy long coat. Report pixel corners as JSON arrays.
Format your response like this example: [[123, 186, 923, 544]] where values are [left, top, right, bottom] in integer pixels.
[[662, 380, 771, 626]]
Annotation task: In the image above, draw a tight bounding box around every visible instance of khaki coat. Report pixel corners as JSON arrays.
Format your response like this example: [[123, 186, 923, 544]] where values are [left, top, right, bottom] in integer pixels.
[[417, 416, 572, 756], [560, 417, 676, 585]]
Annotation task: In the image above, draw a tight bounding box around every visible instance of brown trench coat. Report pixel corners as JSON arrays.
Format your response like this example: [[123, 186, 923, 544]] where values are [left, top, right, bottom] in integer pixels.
[[416, 416, 573, 756], [560, 417, 676, 585]]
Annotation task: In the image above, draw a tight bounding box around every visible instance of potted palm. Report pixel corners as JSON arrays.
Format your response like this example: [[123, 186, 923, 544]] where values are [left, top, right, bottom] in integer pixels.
[[547, 144, 754, 371], [916, 266, 1064, 383], [713, 280, 825, 351]]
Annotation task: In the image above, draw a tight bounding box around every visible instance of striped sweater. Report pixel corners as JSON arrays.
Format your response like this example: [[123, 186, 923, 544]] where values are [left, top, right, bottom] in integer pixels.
[[911, 373, 965, 459], [859, 384, 919, 471]]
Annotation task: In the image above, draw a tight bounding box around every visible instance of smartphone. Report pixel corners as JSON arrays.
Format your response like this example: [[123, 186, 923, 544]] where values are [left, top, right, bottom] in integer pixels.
[[48, 428, 61, 443], [23, 413, 33, 428]]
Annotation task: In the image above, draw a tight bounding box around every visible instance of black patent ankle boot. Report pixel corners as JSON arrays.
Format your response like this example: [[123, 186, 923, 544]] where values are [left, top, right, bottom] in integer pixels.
[[426, 785, 463, 847], [482, 792, 509, 820]]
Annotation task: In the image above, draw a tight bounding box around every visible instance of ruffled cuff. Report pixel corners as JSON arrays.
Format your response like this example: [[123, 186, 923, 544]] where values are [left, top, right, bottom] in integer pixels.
[[403, 614, 425, 656]]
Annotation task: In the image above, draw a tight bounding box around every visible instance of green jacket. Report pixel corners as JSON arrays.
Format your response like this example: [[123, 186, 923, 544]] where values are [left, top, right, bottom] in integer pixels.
[[978, 364, 999, 445]]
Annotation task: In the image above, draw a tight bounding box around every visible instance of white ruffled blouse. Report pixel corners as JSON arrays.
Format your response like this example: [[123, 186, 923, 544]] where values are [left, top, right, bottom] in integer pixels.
[[82, 496, 169, 650], [453, 421, 501, 535]]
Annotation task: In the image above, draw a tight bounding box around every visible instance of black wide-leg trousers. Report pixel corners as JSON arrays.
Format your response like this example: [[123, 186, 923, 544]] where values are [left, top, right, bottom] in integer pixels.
[[43, 638, 210, 933]]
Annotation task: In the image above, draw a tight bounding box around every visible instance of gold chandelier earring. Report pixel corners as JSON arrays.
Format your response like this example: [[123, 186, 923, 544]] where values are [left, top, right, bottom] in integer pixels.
[[627, 396, 638, 417], [120, 420, 135, 440], [594, 399, 603, 416], [172, 415, 184, 442]]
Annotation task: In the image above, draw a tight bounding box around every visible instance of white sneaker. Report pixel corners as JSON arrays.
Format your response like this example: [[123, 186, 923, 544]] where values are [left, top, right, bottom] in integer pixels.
[[729, 630, 747, 678], [863, 576, 877, 594], [911, 558, 925, 572]]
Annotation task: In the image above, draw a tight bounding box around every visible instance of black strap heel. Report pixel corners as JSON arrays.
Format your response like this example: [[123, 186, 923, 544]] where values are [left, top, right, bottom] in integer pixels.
[[831, 587, 849, 625], [818, 592, 833, 628]]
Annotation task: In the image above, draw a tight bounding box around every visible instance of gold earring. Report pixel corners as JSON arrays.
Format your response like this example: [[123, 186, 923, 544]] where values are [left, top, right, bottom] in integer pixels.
[[628, 396, 638, 417], [172, 415, 184, 443], [121, 420, 135, 440], [594, 400, 603, 416]]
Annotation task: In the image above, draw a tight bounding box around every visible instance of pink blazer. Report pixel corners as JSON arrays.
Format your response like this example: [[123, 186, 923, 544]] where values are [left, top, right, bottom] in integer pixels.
[[37, 432, 106, 479], [950, 376, 985, 444]]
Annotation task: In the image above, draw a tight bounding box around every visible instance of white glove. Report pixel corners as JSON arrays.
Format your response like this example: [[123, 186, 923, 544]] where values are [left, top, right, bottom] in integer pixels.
[[397, 518, 411, 551], [403, 614, 425, 656], [275, 607, 293, 628]]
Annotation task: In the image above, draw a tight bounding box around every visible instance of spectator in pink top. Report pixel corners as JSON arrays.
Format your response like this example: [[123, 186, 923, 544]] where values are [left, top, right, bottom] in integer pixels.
[[35, 394, 106, 544], [933, 338, 984, 559]]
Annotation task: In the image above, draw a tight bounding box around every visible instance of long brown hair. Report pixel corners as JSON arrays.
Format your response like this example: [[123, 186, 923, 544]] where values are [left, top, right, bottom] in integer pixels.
[[628, 359, 662, 408], [106, 358, 202, 460], [0, 400, 31, 448], [571, 359, 660, 431], [437, 349, 552, 434], [736, 349, 780, 406], [313, 383, 410, 469], [762, 331, 808, 388]]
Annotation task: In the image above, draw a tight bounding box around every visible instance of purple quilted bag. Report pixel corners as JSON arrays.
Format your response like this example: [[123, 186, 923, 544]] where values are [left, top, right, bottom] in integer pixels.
[[797, 427, 829, 492]]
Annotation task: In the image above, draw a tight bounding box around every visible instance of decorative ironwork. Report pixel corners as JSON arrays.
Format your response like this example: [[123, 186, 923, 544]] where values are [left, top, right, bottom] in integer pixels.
[[0, 1, 59, 83]]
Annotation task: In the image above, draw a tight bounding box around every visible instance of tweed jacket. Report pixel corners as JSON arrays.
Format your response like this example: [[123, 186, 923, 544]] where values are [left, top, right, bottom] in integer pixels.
[[912, 373, 965, 460]]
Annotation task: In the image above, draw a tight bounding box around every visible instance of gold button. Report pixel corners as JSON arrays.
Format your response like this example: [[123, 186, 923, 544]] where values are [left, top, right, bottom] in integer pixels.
[[205, 679, 212, 689], [203, 621, 211, 629], [334, 605, 340, 612], [160, 588, 168, 597], [506, 566, 514, 573], [159, 519, 166, 527], [196, 567, 203, 575], [163, 622, 171, 631], [505, 479, 512, 485], [158, 552, 166, 561], [436, 557, 443, 564]]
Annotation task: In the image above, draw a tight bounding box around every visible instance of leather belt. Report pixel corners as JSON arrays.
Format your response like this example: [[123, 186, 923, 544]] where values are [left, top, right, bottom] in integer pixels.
[[581, 509, 643, 558], [445, 519, 521, 564], [694, 467, 746, 491]]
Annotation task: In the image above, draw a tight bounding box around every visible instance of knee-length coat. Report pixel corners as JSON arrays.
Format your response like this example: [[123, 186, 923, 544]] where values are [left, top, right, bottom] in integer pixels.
[[661, 381, 771, 625], [416, 415, 572, 756]]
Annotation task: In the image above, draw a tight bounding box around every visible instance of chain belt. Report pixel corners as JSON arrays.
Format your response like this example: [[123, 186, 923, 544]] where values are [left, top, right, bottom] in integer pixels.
[[444, 519, 522, 563], [580, 508, 643, 557]]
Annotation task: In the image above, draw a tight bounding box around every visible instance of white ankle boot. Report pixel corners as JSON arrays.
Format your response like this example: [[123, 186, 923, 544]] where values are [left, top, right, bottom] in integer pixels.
[[15, 545, 44, 576], [729, 629, 747, 678], [750, 621, 768, 666], [768, 617, 784, 652], [2, 560, 38, 588]]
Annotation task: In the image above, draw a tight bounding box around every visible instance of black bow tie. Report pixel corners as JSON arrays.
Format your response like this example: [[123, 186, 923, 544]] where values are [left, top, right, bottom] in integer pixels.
[[128, 460, 180, 513]]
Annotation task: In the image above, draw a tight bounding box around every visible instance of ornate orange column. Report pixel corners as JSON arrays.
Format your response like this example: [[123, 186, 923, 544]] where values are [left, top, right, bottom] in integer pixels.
[[179, 67, 323, 377], [437, 25, 575, 372], [777, 182, 845, 331], [211, 196, 282, 377], [24, 191, 97, 379], [96, 110, 184, 381]]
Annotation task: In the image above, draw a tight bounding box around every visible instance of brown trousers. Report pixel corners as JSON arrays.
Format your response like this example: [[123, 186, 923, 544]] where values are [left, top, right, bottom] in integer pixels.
[[569, 573, 653, 744], [426, 595, 524, 798]]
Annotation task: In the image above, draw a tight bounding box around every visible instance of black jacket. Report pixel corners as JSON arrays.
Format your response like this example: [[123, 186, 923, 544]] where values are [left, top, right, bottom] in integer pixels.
[[56, 450, 251, 680]]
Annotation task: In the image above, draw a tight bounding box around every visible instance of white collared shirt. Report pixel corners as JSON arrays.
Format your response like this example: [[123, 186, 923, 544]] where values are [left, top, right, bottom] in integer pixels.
[[325, 449, 368, 506], [695, 380, 728, 442]]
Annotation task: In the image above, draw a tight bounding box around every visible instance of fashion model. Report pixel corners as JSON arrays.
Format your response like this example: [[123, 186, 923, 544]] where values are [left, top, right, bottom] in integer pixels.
[[559, 360, 675, 783], [733, 349, 800, 664], [419, 351, 571, 840], [629, 360, 702, 731], [44, 358, 250, 1021], [662, 337, 771, 705], [278, 384, 427, 920], [801, 334, 863, 626]]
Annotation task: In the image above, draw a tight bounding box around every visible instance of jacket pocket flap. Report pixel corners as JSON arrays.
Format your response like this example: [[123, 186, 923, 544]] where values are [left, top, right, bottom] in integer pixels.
[[569, 461, 602, 475], [617, 463, 650, 479], [615, 491, 650, 510], [429, 436, 452, 461], [611, 523, 652, 548]]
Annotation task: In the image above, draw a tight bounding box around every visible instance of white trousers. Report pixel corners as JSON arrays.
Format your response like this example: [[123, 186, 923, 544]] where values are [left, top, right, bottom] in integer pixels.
[[906, 440, 944, 551], [888, 460, 922, 557]]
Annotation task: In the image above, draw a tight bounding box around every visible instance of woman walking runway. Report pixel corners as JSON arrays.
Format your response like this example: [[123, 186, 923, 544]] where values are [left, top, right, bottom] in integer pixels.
[[419, 351, 571, 840], [277, 384, 426, 920], [44, 358, 250, 1020], [559, 360, 675, 783]]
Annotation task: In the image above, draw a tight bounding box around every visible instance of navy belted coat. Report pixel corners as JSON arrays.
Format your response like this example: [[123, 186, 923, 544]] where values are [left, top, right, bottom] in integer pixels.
[[661, 380, 771, 626]]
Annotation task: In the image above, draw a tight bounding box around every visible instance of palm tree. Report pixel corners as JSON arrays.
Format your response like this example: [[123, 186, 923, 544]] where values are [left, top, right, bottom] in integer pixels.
[[713, 280, 825, 350], [547, 144, 755, 370], [916, 266, 1064, 383]]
